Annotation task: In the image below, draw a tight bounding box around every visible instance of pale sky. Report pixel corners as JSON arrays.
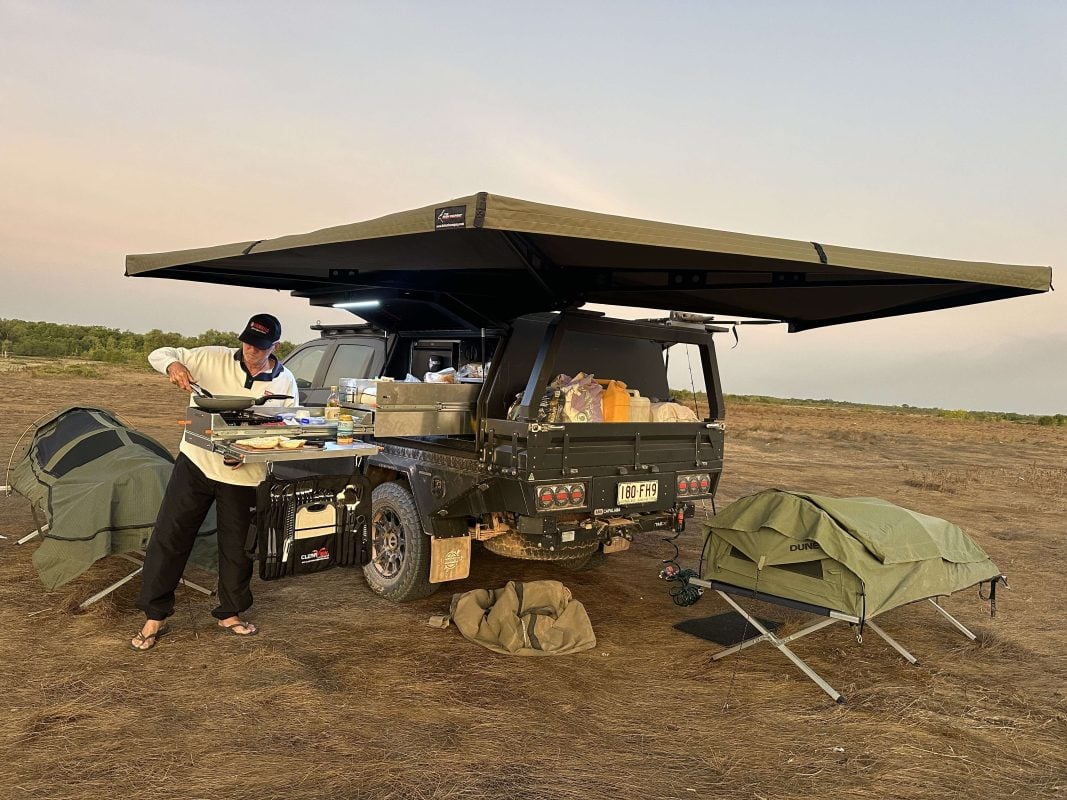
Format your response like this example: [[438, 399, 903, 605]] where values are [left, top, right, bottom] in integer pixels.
[[1, 2, 1063, 413]]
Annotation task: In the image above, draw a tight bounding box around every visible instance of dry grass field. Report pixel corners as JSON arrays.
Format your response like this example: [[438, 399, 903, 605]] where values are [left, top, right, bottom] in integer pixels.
[[1, 361, 1064, 800]]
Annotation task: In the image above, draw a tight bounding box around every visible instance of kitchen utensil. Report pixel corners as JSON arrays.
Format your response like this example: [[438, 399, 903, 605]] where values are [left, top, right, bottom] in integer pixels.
[[191, 393, 293, 412]]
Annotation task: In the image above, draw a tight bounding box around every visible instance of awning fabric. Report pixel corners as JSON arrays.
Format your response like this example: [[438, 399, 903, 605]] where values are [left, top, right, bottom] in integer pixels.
[[126, 192, 1052, 330]]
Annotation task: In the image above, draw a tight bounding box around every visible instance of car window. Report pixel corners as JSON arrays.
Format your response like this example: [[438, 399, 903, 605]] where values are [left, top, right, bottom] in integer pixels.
[[323, 344, 376, 386], [285, 344, 329, 389]]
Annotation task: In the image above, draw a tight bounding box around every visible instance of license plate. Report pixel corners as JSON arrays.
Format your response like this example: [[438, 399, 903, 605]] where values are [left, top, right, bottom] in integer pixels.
[[617, 480, 659, 505]]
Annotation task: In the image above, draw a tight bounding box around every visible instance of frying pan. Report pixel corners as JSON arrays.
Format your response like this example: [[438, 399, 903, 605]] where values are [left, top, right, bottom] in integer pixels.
[[191, 393, 293, 412]]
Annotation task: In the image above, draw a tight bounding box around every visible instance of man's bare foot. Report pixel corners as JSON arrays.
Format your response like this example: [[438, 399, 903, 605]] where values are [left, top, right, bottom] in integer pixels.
[[130, 620, 168, 651], [218, 616, 258, 636]]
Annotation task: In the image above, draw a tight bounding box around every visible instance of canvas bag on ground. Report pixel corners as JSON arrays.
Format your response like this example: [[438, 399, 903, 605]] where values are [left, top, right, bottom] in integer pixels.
[[447, 580, 597, 656]]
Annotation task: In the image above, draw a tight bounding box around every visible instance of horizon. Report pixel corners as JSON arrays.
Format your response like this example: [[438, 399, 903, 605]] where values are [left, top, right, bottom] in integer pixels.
[[2, 314, 1062, 418]]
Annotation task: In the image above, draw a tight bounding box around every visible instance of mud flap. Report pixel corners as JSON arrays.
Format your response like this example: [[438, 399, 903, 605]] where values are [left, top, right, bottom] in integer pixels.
[[430, 535, 471, 583]]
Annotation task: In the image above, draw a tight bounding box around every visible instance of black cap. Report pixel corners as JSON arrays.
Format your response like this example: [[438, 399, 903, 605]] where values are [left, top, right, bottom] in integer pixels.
[[239, 313, 282, 349]]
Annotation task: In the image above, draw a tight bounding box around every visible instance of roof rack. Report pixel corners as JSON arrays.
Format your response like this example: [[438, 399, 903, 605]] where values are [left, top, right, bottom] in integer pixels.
[[635, 311, 732, 333], [309, 322, 386, 336]]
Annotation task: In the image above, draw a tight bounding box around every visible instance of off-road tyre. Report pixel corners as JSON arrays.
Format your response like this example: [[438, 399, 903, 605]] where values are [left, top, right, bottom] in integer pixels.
[[482, 528, 600, 563], [363, 482, 437, 602], [559, 548, 608, 571]]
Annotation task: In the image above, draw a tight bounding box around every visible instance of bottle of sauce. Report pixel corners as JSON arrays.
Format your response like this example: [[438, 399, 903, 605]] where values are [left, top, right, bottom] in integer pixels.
[[336, 414, 354, 445], [325, 386, 341, 420]]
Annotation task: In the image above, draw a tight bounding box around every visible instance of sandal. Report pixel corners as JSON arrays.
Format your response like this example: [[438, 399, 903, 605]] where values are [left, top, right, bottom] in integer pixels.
[[129, 623, 170, 652], [219, 620, 258, 637]]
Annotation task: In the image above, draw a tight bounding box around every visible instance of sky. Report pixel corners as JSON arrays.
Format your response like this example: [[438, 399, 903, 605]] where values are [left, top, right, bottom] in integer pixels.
[[0, 1, 1063, 413]]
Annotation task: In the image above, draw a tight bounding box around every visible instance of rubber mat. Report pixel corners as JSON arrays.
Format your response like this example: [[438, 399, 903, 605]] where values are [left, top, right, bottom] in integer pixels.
[[674, 612, 782, 646]]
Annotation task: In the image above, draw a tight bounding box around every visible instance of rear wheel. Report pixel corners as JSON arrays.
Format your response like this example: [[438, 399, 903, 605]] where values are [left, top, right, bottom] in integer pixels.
[[560, 548, 607, 571], [363, 482, 437, 601]]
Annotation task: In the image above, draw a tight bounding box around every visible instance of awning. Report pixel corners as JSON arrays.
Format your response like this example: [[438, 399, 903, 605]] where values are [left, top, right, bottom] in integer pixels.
[[125, 192, 1052, 331]]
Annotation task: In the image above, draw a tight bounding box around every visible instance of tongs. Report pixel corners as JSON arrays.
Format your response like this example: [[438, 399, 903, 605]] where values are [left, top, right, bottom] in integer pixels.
[[189, 383, 214, 398]]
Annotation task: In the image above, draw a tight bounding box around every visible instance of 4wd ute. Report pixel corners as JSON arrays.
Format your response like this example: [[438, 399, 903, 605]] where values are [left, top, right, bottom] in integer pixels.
[[282, 306, 725, 600]]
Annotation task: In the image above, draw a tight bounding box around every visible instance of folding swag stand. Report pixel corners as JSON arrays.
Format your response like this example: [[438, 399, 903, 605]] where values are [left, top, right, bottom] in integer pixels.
[[15, 521, 213, 610], [690, 578, 979, 704]]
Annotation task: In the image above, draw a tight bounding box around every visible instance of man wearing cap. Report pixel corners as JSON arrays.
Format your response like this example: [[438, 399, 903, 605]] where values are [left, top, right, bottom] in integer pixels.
[[130, 314, 298, 651]]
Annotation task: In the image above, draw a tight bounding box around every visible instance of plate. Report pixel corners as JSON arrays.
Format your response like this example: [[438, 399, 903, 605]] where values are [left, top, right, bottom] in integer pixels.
[[617, 479, 659, 505]]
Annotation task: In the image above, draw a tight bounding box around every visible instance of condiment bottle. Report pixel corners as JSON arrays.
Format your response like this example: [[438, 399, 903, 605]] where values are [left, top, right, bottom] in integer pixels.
[[325, 385, 341, 420], [336, 414, 354, 445]]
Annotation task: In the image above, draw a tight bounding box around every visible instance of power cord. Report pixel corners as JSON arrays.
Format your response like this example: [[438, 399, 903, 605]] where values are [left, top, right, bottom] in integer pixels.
[[658, 527, 703, 606]]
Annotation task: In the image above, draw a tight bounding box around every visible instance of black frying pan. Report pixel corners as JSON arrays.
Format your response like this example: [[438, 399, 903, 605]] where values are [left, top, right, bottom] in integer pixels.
[[191, 392, 293, 412]]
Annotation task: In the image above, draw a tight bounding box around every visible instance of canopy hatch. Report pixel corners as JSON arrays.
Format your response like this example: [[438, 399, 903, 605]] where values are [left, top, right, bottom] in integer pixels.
[[126, 192, 1051, 331]]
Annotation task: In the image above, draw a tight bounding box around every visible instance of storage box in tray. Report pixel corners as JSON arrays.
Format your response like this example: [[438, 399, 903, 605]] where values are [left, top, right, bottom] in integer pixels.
[[339, 378, 479, 437]]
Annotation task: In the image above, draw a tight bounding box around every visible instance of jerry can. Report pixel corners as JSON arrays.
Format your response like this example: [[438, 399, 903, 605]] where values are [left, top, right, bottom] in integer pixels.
[[628, 389, 651, 422], [599, 379, 630, 422]]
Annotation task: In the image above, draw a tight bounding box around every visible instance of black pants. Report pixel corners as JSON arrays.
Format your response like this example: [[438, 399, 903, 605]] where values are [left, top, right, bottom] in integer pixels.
[[137, 454, 257, 621]]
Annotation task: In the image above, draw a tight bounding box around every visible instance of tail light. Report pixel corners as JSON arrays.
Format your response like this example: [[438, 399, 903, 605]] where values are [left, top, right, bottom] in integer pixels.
[[535, 483, 588, 512], [676, 473, 713, 497]]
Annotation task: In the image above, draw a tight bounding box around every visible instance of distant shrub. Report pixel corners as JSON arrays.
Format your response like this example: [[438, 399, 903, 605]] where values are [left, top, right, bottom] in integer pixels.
[[33, 363, 101, 379], [723, 394, 1064, 427]]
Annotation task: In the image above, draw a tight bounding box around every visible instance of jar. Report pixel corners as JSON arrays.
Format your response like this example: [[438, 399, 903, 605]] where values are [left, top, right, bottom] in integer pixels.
[[336, 414, 354, 445]]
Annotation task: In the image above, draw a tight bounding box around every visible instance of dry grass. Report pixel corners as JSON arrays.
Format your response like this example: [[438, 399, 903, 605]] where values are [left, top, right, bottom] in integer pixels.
[[1, 368, 1066, 799]]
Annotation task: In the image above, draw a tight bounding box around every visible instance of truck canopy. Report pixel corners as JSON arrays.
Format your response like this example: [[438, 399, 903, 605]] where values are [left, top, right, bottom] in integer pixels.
[[125, 192, 1052, 331]]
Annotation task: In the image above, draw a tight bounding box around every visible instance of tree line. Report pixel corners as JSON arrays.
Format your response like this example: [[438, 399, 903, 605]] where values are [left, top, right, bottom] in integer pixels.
[[0, 319, 296, 365]]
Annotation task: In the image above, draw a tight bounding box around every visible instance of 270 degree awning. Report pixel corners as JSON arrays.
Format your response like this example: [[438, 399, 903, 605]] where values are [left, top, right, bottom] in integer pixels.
[[125, 192, 1052, 331]]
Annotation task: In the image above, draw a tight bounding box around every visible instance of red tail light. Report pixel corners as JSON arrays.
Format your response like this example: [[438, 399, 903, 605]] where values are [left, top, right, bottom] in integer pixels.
[[677, 473, 713, 497], [536, 483, 588, 512]]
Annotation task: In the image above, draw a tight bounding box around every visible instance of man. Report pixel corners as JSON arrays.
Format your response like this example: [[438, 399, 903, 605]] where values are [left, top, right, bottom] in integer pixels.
[[130, 313, 298, 651]]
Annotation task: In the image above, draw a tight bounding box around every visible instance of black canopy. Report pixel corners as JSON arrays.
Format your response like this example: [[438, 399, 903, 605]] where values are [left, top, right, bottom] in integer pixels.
[[125, 192, 1052, 331]]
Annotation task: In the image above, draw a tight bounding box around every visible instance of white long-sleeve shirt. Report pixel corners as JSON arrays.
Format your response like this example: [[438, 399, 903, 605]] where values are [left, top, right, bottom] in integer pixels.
[[149, 346, 298, 486]]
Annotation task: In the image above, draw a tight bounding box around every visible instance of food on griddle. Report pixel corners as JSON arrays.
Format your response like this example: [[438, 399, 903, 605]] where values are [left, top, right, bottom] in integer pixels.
[[278, 439, 305, 449], [241, 436, 284, 449]]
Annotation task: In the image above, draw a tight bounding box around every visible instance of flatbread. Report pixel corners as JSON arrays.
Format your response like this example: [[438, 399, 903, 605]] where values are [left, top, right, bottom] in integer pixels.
[[241, 436, 284, 450]]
